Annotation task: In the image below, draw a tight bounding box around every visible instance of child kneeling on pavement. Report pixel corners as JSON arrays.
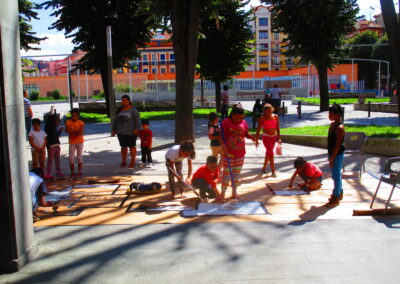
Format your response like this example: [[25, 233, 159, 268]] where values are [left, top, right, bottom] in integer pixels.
[[191, 156, 223, 202], [288, 157, 323, 192]]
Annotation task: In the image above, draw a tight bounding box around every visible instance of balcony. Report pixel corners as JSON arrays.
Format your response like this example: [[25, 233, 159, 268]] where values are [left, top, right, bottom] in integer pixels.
[[272, 48, 281, 54]]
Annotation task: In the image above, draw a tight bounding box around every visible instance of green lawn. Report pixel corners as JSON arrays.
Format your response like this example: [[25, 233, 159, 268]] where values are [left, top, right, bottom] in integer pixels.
[[34, 96, 68, 101], [67, 108, 251, 123], [296, 97, 390, 105], [279, 125, 400, 138]]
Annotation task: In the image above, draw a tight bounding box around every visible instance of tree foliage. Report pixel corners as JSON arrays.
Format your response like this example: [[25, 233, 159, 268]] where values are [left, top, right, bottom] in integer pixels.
[[197, 1, 254, 112], [19, 0, 47, 51], [148, 0, 232, 142], [41, 0, 159, 115], [344, 31, 379, 89], [263, 0, 359, 111], [372, 34, 395, 82]]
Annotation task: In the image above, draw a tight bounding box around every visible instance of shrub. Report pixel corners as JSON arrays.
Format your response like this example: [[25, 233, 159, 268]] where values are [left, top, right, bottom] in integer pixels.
[[53, 89, 61, 100], [98, 90, 105, 97], [30, 90, 39, 100]]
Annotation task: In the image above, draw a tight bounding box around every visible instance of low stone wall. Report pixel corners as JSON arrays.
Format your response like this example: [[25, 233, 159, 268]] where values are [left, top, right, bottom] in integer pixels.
[[281, 134, 400, 157], [354, 103, 398, 113]]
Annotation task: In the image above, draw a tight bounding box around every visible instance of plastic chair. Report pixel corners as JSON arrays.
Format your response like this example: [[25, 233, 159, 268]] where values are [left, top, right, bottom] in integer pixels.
[[342, 132, 367, 176], [370, 157, 400, 215]]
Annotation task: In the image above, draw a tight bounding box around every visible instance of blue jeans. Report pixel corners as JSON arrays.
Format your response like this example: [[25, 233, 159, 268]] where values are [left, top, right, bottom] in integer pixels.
[[330, 153, 344, 197]]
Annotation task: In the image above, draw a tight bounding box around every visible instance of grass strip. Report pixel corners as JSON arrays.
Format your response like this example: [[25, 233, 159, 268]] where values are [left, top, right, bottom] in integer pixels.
[[279, 125, 400, 138], [67, 109, 251, 123], [296, 97, 390, 105]]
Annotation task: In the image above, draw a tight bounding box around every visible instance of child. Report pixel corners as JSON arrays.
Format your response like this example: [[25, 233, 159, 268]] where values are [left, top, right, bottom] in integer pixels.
[[65, 108, 85, 179], [208, 112, 223, 172], [288, 157, 323, 192], [139, 119, 153, 167], [220, 104, 256, 199], [326, 104, 345, 207], [255, 103, 281, 176], [191, 156, 223, 201], [45, 114, 64, 179], [252, 98, 263, 129], [30, 168, 53, 209], [165, 140, 195, 199], [29, 118, 47, 171]]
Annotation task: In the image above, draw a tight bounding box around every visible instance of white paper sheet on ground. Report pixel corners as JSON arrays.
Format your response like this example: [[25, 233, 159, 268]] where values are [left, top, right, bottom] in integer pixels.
[[181, 201, 269, 217], [147, 205, 193, 212], [45, 189, 72, 202], [272, 190, 309, 196]]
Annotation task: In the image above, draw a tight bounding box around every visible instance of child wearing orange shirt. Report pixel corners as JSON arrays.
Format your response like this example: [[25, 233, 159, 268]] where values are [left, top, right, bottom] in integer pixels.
[[65, 108, 85, 179]]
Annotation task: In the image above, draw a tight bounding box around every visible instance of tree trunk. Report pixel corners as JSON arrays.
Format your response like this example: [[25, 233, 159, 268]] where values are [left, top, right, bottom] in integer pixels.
[[215, 80, 221, 112], [380, 0, 400, 125], [317, 63, 329, 111], [100, 67, 111, 117], [171, 0, 201, 143]]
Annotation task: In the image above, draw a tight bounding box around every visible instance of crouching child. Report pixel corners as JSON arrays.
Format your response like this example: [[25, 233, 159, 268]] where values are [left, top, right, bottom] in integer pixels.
[[30, 168, 54, 221], [191, 156, 223, 202], [288, 157, 323, 192]]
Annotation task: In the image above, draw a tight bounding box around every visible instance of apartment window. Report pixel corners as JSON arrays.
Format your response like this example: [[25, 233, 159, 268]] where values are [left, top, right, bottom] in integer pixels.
[[143, 68, 148, 73], [274, 57, 280, 64], [274, 32, 279, 40], [274, 67, 279, 71], [259, 56, 269, 64], [160, 67, 166, 74], [258, 18, 268, 26], [160, 54, 166, 65], [151, 54, 157, 65], [170, 54, 175, 64], [152, 67, 157, 74], [170, 67, 175, 73], [142, 54, 148, 65], [259, 31, 268, 39], [260, 43, 268, 51]]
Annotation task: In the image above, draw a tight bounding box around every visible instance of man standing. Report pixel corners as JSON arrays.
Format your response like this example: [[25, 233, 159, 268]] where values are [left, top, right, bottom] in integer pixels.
[[270, 84, 282, 114], [23, 90, 33, 136], [221, 85, 230, 119]]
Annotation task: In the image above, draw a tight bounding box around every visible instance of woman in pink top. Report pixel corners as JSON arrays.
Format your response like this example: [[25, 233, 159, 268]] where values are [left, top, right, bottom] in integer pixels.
[[220, 104, 256, 200], [288, 157, 323, 191], [255, 104, 281, 177]]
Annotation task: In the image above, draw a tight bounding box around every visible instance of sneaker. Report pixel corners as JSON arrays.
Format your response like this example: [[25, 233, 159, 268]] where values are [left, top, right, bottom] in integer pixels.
[[339, 192, 343, 201], [138, 163, 145, 168], [271, 173, 277, 178], [76, 172, 83, 179], [146, 163, 153, 168], [326, 195, 340, 207], [69, 173, 76, 179]]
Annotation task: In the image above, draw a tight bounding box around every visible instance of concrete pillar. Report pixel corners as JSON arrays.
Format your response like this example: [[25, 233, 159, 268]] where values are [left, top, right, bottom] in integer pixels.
[[0, 0, 38, 273]]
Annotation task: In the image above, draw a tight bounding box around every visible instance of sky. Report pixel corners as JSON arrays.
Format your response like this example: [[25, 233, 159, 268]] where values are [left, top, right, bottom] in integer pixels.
[[22, 0, 397, 58]]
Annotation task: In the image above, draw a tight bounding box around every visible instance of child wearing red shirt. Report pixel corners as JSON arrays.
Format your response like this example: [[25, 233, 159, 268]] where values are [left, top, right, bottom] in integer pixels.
[[220, 104, 256, 200], [288, 157, 323, 191], [139, 119, 153, 168], [191, 156, 223, 201]]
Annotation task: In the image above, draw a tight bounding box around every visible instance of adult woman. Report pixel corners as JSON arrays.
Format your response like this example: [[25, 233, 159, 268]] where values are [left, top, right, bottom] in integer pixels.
[[112, 95, 140, 168], [255, 104, 281, 177]]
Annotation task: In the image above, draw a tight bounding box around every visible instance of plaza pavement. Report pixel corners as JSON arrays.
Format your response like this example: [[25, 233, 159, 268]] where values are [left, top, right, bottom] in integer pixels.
[[0, 101, 398, 283]]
